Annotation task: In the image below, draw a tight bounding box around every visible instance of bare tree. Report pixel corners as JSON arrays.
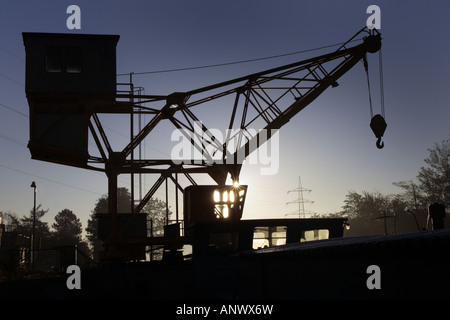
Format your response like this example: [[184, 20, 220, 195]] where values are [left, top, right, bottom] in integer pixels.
[[417, 136, 450, 208]]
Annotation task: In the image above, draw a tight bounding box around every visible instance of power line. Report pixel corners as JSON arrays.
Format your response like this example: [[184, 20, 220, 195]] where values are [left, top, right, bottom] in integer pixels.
[[104, 124, 170, 157], [0, 47, 25, 87], [0, 102, 29, 148], [117, 39, 361, 76], [0, 102, 28, 118], [0, 163, 101, 195], [0, 46, 24, 62], [0, 132, 27, 147], [0, 72, 24, 87]]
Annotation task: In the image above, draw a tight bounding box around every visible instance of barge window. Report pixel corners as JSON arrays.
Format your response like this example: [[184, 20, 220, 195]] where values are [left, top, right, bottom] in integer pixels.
[[300, 229, 329, 242], [252, 226, 286, 249], [209, 233, 238, 251]]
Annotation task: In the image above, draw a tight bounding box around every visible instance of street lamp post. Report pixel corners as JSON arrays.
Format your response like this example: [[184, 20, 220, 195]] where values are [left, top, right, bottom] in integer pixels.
[[30, 181, 36, 270]]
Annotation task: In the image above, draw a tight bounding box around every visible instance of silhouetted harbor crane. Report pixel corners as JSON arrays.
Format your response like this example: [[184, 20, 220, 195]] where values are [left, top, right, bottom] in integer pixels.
[[22, 27, 384, 262]]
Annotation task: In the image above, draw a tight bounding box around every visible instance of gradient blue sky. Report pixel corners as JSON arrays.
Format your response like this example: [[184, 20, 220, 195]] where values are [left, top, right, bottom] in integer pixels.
[[1, 1, 449, 234]]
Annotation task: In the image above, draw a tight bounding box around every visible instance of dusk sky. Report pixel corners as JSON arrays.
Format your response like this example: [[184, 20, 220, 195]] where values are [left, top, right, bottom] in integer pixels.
[[1, 1, 449, 234]]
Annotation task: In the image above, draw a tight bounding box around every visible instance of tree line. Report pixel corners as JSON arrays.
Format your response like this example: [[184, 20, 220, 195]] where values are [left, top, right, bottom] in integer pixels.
[[1, 187, 169, 261], [1, 206, 89, 255], [332, 135, 450, 236], [1, 135, 448, 258]]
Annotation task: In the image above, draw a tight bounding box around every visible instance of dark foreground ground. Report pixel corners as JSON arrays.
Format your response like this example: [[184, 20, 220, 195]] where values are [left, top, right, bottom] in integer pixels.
[[1, 229, 450, 300]]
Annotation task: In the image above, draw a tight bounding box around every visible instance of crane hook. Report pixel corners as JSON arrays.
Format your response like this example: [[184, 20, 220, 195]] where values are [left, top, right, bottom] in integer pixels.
[[370, 114, 387, 150], [376, 137, 384, 149]]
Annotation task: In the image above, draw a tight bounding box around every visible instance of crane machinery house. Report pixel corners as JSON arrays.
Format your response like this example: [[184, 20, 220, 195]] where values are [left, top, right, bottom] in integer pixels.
[[22, 32, 120, 167]]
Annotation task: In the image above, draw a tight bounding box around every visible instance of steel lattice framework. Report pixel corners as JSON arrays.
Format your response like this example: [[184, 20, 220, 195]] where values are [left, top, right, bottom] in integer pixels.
[[83, 27, 382, 218]]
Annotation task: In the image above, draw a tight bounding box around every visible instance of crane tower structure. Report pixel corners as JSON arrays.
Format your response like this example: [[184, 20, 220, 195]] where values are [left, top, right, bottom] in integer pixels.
[[23, 27, 384, 261]]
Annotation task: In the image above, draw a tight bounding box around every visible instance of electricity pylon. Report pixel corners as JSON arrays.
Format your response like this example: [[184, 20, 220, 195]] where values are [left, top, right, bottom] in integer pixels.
[[287, 176, 313, 218]]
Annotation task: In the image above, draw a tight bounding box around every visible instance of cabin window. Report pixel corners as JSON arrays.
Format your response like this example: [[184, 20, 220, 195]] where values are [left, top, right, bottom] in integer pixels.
[[300, 229, 329, 242], [213, 188, 245, 219], [45, 46, 63, 73], [45, 46, 82, 73], [66, 47, 82, 73], [252, 226, 286, 249]]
